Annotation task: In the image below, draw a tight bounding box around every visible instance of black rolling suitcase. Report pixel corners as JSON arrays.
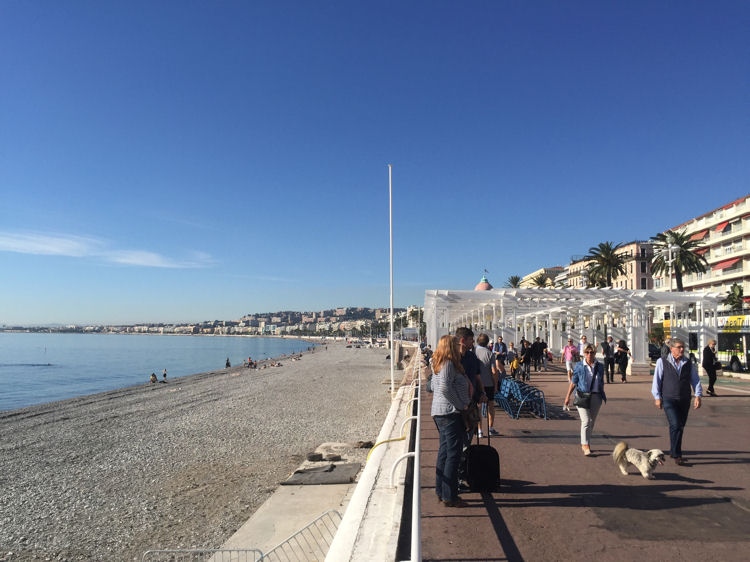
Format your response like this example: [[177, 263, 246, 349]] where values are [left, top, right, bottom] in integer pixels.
[[464, 403, 500, 492]]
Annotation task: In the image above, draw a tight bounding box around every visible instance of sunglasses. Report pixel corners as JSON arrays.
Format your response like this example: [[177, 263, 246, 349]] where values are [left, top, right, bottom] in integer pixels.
[[584, 351, 595, 354]]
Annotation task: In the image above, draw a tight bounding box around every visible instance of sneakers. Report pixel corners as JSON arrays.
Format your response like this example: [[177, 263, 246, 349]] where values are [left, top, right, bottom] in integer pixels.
[[489, 428, 500, 436], [582, 444, 592, 456], [477, 430, 484, 438]]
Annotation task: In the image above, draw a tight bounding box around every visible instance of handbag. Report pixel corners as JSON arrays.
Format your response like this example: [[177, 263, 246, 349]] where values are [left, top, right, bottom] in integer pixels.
[[714, 360, 722, 370], [462, 402, 481, 429], [573, 368, 596, 409], [573, 389, 592, 409]]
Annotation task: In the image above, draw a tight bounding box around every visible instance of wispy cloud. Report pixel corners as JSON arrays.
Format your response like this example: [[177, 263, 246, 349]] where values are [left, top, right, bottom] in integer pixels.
[[0, 232, 102, 257], [0, 231, 214, 269]]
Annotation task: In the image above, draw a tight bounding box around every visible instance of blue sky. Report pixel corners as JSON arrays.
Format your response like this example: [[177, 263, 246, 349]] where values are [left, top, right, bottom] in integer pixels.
[[1, 1, 748, 325]]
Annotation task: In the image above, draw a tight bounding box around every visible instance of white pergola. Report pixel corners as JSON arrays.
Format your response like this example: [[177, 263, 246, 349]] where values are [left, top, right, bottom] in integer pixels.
[[424, 287, 722, 373]]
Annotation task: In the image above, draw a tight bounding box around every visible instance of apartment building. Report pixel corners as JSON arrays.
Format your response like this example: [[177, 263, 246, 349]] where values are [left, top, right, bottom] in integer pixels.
[[519, 267, 564, 288], [565, 241, 655, 290], [653, 195, 750, 305]]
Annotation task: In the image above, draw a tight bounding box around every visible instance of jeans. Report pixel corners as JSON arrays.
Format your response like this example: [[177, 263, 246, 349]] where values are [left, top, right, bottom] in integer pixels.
[[434, 413, 465, 502], [576, 393, 603, 445], [604, 358, 615, 383], [663, 398, 691, 458]]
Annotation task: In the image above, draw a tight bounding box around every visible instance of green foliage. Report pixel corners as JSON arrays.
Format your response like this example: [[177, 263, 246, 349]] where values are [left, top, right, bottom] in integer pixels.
[[650, 229, 708, 292], [504, 275, 521, 288], [584, 241, 626, 287], [532, 273, 550, 287], [724, 283, 744, 311]]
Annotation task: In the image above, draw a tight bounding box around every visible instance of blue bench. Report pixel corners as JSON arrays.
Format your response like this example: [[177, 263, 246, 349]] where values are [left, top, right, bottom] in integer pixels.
[[494, 376, 547, 420]]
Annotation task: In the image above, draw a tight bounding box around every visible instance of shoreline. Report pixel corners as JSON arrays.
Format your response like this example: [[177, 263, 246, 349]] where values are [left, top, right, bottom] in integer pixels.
[[0, 342, 392, 561]]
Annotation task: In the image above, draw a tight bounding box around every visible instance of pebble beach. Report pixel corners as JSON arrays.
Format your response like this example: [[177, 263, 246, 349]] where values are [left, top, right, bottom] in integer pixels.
[[0, 343, 392, 561]]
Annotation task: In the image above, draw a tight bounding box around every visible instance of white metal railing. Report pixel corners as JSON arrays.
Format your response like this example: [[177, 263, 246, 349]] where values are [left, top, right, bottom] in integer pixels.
[[389, 352, 423, 562]]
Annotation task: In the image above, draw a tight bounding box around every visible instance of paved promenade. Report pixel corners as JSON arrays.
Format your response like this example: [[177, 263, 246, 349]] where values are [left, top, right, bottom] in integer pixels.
[[419, 364, 750, 561]]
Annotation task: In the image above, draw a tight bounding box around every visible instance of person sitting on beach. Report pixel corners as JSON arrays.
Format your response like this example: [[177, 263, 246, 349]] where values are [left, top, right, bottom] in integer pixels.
[[225, 358, 231, 368], [149, 373, 158, 384]]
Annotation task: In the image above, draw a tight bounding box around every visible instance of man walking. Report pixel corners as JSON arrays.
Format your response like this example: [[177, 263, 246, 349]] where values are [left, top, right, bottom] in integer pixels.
[[474, 333, 499, 437], [493, 336, 507, 377], [602, 336, 615, 384], [651, 338, 702, 465]]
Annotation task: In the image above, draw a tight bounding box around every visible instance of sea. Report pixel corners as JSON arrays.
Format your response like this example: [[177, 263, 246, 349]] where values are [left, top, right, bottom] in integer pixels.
[[0, 332, 316, 412]]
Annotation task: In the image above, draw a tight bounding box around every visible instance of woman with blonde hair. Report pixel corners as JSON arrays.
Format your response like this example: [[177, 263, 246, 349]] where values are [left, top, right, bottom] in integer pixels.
[[564, 343, 607, 456], [430, 335, 471, 507]]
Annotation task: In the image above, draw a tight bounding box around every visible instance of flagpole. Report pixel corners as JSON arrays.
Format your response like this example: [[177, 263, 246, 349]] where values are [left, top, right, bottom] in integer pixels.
[[389, 164, 395, 396]]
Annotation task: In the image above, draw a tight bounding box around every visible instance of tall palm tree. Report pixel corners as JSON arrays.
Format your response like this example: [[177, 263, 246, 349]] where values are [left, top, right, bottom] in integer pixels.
[[651, 229, 708, 291], [585, 242, 626, 287], [504, 275, 521, 288], [724, 283, 744, 311], [532, 273, 550, 288]]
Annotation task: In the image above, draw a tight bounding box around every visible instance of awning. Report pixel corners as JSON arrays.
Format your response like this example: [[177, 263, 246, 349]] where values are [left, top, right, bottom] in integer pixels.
[[712, 257, 741, 271], [690, 230, 708, 240], [715, 221, 730, 232], [695, 247, 709, 255]]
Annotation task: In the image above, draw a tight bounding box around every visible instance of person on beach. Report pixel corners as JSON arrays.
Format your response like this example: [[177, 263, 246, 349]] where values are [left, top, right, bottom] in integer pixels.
[[431, 335, 471, 508], [652, 338, 702, 465], [474, 333, 499, 437], [225, 358, 231, 368], [563, 338, 579, 382], [149, 373, 158, 384], [564, 344, 607, 456], [162, 369, 167, 382]]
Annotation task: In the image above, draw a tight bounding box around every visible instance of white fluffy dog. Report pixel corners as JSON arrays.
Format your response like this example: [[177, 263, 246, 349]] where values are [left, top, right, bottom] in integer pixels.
[[613, 441, 665, 479]]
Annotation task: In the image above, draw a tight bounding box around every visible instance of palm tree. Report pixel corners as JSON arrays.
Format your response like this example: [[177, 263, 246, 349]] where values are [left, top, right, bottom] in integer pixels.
[[724, 283, 744, 311], [585, 242, 626, 287], [650, 230, 708, 291], [504, 275, 521, 288], [531, 273, 550, 288]]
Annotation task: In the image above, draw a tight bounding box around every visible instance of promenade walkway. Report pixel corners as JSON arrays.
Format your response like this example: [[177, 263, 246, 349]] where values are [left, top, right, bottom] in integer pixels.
[[419, 364, 750, 561]]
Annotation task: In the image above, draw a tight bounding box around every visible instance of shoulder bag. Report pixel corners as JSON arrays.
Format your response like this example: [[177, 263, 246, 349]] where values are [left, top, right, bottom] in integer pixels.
[[573, 367, 595, 409]]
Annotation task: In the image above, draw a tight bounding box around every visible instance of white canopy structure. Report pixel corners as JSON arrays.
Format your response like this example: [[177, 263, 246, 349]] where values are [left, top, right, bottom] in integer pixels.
[[424, 288, 723, 374]]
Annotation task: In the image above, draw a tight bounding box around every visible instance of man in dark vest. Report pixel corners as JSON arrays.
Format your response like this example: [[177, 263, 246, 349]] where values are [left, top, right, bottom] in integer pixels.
[[651, 338, 702, 465]]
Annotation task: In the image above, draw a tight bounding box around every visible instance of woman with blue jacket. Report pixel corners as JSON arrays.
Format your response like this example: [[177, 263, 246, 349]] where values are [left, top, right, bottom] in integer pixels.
[[564, 343, 607, 456]]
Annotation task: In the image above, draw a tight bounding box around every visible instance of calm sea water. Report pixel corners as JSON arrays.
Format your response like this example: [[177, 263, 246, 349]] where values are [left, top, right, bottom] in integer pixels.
[[0, 333, 315, 411]]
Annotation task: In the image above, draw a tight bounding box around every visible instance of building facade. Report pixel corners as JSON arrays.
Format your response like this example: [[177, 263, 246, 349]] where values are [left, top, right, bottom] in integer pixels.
[[653, 195, 750, 307]]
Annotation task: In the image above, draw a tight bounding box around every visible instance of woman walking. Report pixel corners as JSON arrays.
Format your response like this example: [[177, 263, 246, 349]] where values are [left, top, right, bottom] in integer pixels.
[[615, 340, 632, 383], [564, 344, 607, 456], [431, 335, 471, 507], [702, 339, 719, 396]]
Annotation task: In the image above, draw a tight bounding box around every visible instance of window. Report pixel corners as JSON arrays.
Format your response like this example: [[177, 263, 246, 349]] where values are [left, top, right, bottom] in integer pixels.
[[640, 278, 647, 289], [724, 241, 733, 255], [733, 239, 743, 252], [640, 261, 646, 273]]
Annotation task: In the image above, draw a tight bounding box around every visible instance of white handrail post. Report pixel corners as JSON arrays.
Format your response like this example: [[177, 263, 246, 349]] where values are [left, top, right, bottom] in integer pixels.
[[411, 355, 422, 561]]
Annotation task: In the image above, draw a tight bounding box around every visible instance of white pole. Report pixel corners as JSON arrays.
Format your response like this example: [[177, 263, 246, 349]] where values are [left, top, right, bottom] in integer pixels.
[[389, 164, 395, 396]]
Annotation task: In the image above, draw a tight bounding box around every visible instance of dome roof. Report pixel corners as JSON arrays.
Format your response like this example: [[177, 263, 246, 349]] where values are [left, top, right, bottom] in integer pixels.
[[474, 275, 493, 291]]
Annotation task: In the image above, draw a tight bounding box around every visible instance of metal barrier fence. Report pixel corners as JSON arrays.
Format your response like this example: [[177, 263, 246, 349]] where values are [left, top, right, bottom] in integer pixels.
[[142, 549, 262, 562], [143, 510, 341, 562], [261, 509, 342, 561]]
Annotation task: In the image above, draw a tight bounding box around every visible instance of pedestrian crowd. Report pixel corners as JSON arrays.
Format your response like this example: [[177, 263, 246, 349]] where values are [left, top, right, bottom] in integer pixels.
[[429, 328, 707, 508]]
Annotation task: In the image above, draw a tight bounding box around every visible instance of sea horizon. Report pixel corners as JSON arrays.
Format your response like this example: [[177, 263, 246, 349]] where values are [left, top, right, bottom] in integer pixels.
[[0, 332, 317, 412]]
